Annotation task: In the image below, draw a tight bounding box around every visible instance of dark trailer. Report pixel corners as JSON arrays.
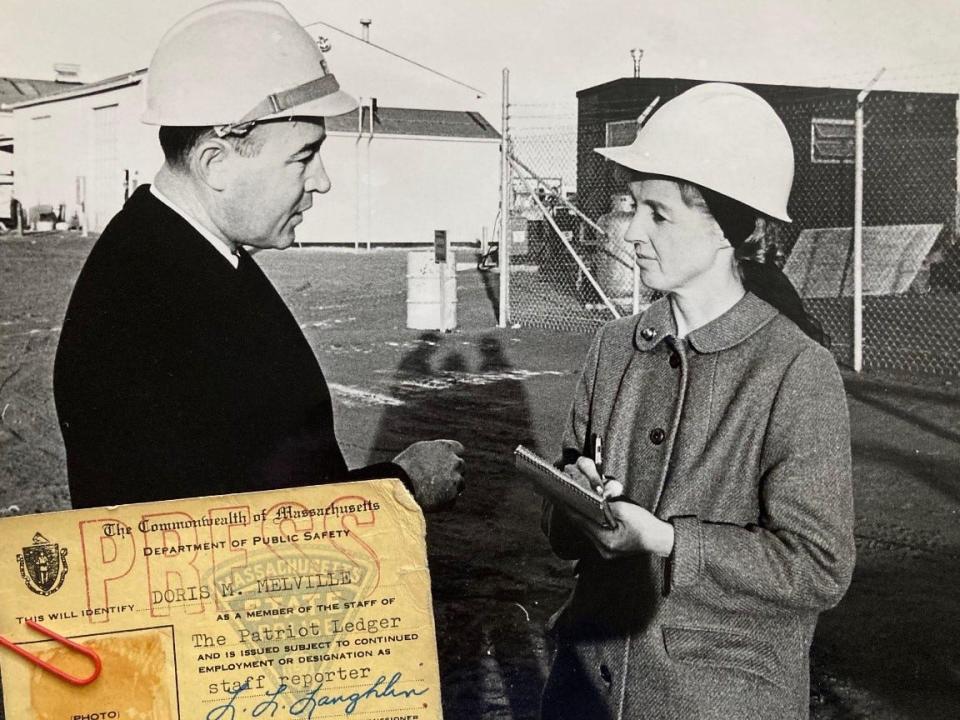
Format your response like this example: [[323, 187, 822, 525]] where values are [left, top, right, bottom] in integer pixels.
[[576, 77, 960, 375]]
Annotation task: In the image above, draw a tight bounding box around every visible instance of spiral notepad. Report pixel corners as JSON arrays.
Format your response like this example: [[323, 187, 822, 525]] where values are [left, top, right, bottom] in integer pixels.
[[515, 445, 615, 528]]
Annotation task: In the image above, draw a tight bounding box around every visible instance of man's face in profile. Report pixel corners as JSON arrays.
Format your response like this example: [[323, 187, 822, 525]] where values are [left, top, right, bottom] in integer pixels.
[[218, 119, 330, 250]]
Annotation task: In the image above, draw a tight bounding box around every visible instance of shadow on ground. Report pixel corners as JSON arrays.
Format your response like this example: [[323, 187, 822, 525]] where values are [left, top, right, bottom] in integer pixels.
[[811, 380, 960, 719], [368, 331, 565, 718], [812, 547, 960, 719], [844, 377, 960, 446]]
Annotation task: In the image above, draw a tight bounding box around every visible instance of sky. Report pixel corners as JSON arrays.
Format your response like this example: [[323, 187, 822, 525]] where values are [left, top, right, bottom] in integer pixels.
[[4, 0, 960, 130]]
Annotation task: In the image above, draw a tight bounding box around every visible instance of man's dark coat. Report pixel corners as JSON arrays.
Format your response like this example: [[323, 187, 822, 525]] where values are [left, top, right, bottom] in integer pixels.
[[55, 186, 399, 508]]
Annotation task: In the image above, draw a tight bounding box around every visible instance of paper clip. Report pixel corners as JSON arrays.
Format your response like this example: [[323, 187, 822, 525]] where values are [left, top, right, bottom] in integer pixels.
[[0, 619, 102, 685]]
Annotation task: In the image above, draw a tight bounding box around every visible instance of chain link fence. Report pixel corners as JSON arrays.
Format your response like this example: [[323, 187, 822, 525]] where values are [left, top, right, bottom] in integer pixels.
[[505, 118, 655, 334], [502, 81, 960, 378], [505, 123, 608, 333]]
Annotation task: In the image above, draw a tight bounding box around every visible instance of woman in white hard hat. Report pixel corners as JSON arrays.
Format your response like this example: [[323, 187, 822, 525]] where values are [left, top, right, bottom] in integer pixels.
[[540, 83, 855, 720]]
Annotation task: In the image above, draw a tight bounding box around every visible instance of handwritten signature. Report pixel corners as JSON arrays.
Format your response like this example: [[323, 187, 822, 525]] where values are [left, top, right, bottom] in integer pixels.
[[206, 672, 428, 720]]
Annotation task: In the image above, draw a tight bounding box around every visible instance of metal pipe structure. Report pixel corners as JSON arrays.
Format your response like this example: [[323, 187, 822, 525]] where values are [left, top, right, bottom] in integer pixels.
[[364, 138, 371, 251], [511, 158, 621, 320], [508, 153, 605, 236], [507, 95, 659, 242], [636, 96, 660, 126], [853, 68, 884, 372], [853, 103, 864, 371], [365, 99, 374, 251], [498, 68, 510, 328], [631, 48, 644, 78], [354, 97, 363, 250]]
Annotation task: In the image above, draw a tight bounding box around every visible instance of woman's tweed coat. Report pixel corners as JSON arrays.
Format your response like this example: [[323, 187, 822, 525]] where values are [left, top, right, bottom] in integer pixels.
[[541, 293, 856, 720]]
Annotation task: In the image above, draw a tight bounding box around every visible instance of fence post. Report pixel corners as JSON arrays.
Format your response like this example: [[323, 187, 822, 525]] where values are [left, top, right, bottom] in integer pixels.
[[853, 98, 864, 372], [853, 69, 884, 373], [499, 68, 510, 328]]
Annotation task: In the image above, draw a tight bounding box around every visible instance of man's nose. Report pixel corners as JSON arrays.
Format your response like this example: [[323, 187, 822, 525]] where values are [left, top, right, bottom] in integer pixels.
[[305, 156, 331, 194]]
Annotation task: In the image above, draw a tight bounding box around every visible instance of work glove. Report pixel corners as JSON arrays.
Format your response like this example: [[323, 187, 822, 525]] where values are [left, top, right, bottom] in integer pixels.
[[393, 439, 465, 512]]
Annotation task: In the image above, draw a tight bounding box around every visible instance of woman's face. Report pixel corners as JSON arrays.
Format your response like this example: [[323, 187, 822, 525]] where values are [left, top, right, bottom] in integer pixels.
[[624, 178, 731, 294]]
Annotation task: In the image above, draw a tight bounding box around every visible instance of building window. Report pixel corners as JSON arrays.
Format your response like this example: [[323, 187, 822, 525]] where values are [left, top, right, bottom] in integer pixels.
[[605, 119, 638, 148], [811, 117, 855, 164]]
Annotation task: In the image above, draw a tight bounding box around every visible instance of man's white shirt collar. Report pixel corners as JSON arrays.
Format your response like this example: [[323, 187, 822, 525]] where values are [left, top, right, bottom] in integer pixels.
[[150, 185, 239, 269]]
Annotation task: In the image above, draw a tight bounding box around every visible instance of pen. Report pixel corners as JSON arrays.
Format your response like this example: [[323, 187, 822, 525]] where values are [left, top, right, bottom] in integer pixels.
[[592, 435, 620, 498], [594, 434, 604, 479], [593, 435, 605, 494]]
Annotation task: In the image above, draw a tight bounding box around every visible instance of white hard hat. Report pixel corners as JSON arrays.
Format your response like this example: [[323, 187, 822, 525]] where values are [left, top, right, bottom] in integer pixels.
[[595, 83, 794, 222], [142, 0, 358, 127]]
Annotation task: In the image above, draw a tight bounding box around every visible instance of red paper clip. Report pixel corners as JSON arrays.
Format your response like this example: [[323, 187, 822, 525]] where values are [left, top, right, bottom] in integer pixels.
[[0, 619, 102, 685]]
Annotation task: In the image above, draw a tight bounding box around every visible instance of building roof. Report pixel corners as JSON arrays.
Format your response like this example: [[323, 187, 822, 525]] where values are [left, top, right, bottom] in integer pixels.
[[0, 77, 84, 107], [577, 76, 959, 102], [6, 69, 499, 140], [327, 106, 500, 139], [4, 70, 146, 110]]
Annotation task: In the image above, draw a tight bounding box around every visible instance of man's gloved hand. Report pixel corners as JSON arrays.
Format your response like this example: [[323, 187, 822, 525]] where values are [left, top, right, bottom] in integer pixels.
[[393, 439, 465, 512]]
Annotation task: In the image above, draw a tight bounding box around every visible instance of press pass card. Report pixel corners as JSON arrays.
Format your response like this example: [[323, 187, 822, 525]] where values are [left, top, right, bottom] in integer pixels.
[[0, 478, 442, 719]]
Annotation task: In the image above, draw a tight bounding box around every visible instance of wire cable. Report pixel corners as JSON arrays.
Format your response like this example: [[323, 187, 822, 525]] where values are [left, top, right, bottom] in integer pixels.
[[302, 18, 486, 97]]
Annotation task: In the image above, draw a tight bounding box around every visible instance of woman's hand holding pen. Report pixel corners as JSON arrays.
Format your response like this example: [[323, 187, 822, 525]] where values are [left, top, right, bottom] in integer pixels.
[[563, 456, 675, 559], [568, 455, 623, 499]]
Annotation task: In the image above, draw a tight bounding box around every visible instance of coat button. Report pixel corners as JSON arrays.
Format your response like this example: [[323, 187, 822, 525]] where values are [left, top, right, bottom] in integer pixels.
[[640, 327, 656, 341], [599, 663, 612, 684], [669, 351, 681, 368], [650, 427, 666, 445]]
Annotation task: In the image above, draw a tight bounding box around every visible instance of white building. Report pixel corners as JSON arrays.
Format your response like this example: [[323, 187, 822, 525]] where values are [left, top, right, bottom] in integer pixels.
[[8, 33, 501, 246], [1, 75, 84, 223], [0, 108, 12, 219]]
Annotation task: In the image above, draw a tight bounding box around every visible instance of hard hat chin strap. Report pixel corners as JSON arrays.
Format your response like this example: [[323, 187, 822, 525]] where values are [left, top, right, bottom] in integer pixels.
[[214, 73, 342, 136]]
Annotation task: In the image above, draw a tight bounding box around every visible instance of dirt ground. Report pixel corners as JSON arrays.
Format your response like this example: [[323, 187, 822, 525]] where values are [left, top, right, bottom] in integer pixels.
[[1, 232, 959, 719]]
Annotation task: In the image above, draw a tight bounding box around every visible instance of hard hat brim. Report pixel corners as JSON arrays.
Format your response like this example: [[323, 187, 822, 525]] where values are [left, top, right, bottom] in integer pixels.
[[593, 144, 699, 192], [594, 145, 643, 173], [593, 144, 792, 222]]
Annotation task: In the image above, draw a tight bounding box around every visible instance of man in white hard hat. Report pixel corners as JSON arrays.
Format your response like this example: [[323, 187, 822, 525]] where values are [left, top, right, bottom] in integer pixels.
[[53, 0, 465, 510]]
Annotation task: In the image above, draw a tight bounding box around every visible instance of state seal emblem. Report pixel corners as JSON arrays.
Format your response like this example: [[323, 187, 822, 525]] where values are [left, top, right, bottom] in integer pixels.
[[17, 533, 68, 596]]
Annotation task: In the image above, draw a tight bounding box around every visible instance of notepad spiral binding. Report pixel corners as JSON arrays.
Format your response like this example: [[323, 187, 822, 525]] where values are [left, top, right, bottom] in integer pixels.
[[514, 445, 615, 528]]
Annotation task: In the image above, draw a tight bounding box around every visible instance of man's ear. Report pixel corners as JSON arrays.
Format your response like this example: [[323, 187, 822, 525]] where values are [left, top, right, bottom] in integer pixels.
[[191, 137, 233, 191]]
